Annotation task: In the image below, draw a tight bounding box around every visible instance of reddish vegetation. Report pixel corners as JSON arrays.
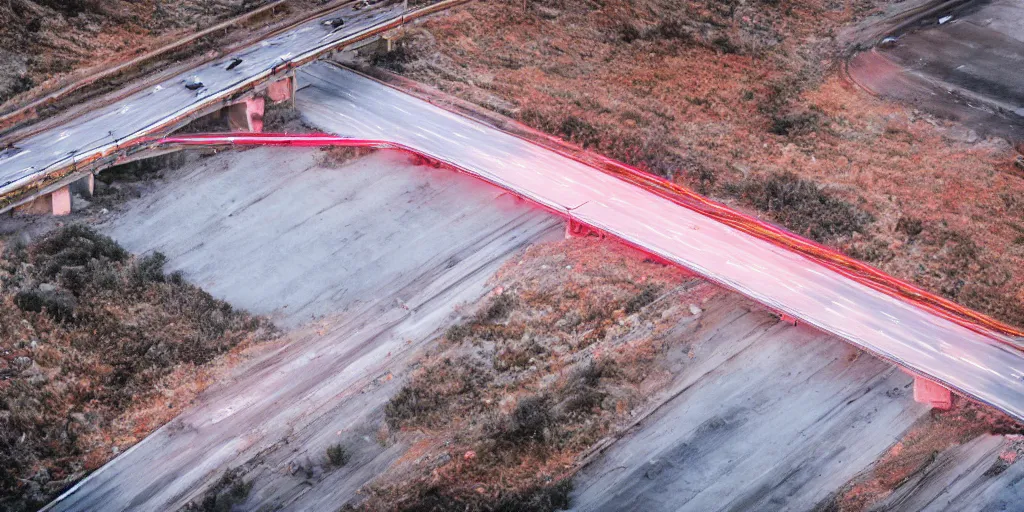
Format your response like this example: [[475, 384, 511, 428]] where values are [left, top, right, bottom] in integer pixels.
[[381, 0, 1024, 328], [358, 237, 721, 510], [833, 400, 1024, 511], [0, 226, 273, 511]]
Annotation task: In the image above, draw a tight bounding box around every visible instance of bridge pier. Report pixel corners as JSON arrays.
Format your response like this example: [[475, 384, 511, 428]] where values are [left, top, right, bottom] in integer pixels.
[[913, 374, 953, 410], [15, 185, 71, 216], [51, 186, 72, 216], [226, 96, 265, 133], [11, 172, 94, 217], [267, 76, 296, 105]]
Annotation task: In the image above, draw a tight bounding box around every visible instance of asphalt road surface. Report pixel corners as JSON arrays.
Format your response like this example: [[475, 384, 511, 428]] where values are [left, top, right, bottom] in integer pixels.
[[295, 62, 1024, 421], [0, 0, 407, 197]]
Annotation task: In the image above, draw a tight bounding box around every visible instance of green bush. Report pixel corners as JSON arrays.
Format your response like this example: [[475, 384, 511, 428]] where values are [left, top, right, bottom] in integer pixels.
[[386, 383, 443, 429], [326, 443, 351, 467], [497, 394, 552, 445], [478, 291, 517, 322], [896, 216, 924, 238], [97, 153, 185, 184], [132, 252, 168, 285], [182, 468, 253, 512], [32, 225, 127, 278], [560, 361, 614, 415], [444, 323, 472, 342], [558, 116, 600, 148], [651, 19, 692, 41], [372, 41, 417, 73], [770, 109, 820, 136], [618, 22, 641, 43]]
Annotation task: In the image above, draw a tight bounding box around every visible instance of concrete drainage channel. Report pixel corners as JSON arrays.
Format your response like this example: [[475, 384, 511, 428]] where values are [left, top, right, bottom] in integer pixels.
[[36, 146, 563, 511], [845, 0, 1024, 142]]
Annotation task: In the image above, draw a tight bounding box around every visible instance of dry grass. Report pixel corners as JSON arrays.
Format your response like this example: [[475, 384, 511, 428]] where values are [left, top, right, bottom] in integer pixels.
[[0, 225, 274, 510], [376, 0, 1024, 328], [355, 237, 719, 511], [180, 467, 254, 512], [0, 0, 269, 106]]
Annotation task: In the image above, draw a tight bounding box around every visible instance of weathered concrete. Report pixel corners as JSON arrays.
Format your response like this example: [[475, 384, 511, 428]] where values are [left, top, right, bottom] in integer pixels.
[[267, 76, 295, 104], [70, 173, 95, 197], [43, 148, 560, 511], [8, 174, 92, 218], [570, 294, 928, 511], [12, 193, 52, 215], [293, 63, 1024, 422], [51, 186, 71, 216], [226, 96, 265, 133], [871, 434, 1024, 511], [38, 74, 1024, 510], [914, 374, 953, 410], [848, 0, 1024, 141]]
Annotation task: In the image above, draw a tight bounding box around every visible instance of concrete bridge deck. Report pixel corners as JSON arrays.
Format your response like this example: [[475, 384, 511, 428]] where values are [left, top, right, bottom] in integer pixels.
[[0, 0, 464, 212]]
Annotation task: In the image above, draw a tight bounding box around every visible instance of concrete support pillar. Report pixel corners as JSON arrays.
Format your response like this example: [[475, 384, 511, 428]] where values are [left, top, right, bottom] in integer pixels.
[[51, 186, 71, 216], [226, 96, 265, 133], [565, 218, 603, 239], [267, 76, 294, 104], [70, 173, 94, 197], [290, 74, 298, 107], [913, 375, 952, 410]]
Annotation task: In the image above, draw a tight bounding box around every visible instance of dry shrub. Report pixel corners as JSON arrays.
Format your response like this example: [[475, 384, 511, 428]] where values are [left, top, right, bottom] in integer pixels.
[[0, 226, 272, 510], [326, 443, 351, 467], [737, 172, 872, 242], [365, 239, 693, 511], [365, 479, 572, 512], [385, 357, 491, 430], [261, 101, 310, 133], [624, 283, 662, 314], [317, 146, 372, 168], [181, 468, 253, 512]]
